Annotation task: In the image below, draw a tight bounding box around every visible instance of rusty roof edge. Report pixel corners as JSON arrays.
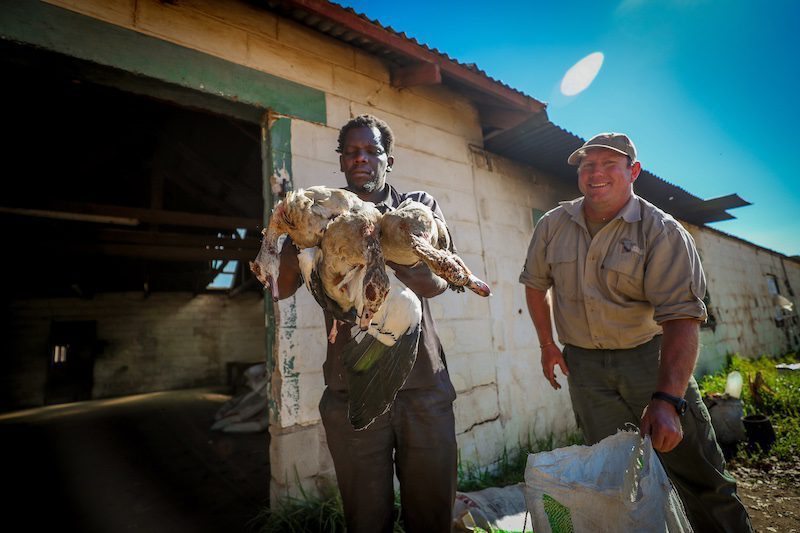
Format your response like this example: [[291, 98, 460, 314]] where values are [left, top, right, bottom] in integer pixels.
[[270, 0, 546, 113]]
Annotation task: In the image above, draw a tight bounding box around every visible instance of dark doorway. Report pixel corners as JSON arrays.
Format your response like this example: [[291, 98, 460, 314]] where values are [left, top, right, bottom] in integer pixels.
[[0, 41, 267, 411], [45, 321, 97, 405]]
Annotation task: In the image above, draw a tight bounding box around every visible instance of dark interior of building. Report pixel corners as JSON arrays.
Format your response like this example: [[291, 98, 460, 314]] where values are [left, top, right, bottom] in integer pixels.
[[1, 43, 271, 531], [1, 41, 264, 298]]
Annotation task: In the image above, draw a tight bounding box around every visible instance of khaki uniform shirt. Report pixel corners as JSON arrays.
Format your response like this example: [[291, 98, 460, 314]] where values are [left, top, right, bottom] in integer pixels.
[[519, 194, 707, 350]]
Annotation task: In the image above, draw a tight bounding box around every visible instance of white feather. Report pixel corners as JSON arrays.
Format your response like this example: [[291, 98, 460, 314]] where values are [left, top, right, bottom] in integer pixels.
[[297, 247, 320, 290], [355, 271, 422, 347]]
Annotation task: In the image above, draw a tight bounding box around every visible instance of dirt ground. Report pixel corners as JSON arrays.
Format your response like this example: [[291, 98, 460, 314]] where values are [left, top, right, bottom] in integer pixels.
[[730, 457, 800, 533], [0, 388, 269, 533], [2, 389, 796, 532]]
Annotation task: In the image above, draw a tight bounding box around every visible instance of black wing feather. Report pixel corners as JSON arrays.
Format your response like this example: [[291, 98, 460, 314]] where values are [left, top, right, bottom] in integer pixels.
[[341, 323, 420, 430]]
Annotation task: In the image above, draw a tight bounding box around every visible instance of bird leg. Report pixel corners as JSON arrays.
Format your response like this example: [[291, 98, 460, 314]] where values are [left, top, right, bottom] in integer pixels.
[[408, 235, 491, 297], [328, 319, 340, 344]]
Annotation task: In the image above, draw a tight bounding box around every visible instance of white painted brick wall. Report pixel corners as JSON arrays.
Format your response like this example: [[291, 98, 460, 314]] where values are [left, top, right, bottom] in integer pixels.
[[686, 224, 800, 374]]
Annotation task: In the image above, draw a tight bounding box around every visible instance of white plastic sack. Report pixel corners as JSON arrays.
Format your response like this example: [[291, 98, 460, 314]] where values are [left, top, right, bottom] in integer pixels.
[[453, 484, 528, 532], [524, 431, 692, 533]]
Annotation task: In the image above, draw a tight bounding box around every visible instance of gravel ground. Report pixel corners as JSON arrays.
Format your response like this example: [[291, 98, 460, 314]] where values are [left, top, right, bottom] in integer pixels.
[[731, 457, 800, 533]]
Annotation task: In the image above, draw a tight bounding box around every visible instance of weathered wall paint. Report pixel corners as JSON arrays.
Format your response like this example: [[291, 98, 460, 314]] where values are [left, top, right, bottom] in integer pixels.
[[1, 0, 326, 123]]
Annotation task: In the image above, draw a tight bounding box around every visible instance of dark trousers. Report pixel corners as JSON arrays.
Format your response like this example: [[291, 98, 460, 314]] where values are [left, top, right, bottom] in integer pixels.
[[563, 336, 753, 533], [319, 385, 457, 533]]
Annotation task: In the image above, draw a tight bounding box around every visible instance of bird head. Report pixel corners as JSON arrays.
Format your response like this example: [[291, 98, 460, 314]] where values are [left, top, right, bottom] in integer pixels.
[[251, 201, 296, 301]]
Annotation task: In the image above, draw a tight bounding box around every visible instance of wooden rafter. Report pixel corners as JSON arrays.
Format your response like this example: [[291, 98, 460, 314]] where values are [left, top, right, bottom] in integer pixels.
[[0, 202, 260, 230]]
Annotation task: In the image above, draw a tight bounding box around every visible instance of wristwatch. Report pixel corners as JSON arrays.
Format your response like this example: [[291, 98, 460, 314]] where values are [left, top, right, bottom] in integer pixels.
[[651, 391, 688, 416]]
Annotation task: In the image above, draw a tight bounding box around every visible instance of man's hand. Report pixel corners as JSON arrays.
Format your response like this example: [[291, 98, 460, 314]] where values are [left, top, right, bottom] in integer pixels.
[[541, 344, 569, 390], [386, 260, 447, 298], [640, 399, 683, 452]]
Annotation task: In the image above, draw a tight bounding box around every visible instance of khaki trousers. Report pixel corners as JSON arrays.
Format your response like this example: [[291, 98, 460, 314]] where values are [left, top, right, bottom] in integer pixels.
[[319, 385, 457, 533], [564, 336, 753, 533]]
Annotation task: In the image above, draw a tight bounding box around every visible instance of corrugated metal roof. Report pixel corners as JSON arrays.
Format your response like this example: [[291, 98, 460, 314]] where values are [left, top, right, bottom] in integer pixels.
[[485, 118, 750, 224], [262, 0, 749, 225], [264, 0, 545, 112]]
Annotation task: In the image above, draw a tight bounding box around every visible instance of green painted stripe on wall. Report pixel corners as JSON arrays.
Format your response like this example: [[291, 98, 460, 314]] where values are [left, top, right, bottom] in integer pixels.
[[0, 0, 326, 123], [260, 115, 293, 423]]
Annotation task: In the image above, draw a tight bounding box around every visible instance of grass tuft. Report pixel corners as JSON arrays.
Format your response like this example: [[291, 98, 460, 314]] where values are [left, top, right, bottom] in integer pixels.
[[253, 487, 404, 533], [457, 432, 584, 492]]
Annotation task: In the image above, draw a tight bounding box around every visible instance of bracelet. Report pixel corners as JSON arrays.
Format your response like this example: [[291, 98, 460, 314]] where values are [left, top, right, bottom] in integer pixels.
[[540, 341, 555, 349]]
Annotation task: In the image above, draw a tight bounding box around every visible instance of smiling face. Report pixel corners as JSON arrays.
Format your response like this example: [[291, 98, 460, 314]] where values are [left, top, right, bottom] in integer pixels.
[[339, 126, 394, 202], [577, 148, 641, 221]]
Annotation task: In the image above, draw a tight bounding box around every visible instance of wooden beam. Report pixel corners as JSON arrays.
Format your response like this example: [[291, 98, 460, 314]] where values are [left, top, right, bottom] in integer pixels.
[[478, 104, 531, 136], [0, 202, 260, 230], [98, 229, 260, 249], [71, 243, 257, 261], [391, 62, 441, 88], [0, 206, 139, 226]]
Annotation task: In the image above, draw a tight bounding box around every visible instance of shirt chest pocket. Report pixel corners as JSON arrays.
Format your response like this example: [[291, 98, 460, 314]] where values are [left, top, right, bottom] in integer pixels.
[[602, 245, 645, 300], [546, 245, 579, 300]]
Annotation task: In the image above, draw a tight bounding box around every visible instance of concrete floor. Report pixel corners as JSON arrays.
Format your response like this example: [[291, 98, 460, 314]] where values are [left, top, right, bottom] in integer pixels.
[[0, 388, 270, 533]]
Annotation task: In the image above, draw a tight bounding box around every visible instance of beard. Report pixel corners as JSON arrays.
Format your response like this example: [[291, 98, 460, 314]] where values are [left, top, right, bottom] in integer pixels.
[[346, 172, 385, 194]]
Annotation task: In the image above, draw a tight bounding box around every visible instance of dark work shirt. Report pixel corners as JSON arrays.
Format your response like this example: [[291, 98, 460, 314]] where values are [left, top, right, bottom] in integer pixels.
[[322, 184, 456, 396]]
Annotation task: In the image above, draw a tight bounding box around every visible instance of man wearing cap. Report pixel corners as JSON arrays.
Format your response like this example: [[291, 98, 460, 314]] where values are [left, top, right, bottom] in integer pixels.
[[520, 133, 752, 532]]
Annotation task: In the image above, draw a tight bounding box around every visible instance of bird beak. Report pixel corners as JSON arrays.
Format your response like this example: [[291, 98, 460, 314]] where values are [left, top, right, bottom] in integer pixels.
[[467, 275, 492, 297]]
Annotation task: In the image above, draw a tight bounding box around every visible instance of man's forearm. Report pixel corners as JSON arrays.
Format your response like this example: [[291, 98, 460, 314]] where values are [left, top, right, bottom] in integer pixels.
[[656, 318, 701, 396], [388, 261, 447, 298], [525, 286, 556, 345]]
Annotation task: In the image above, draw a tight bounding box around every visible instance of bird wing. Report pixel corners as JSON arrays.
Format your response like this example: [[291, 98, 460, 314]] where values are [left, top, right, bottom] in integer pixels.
[[299, 247, 358, 323], [342, 322, 420, 431], [307, 186, 362, 221], [340, 276, 422, 430]]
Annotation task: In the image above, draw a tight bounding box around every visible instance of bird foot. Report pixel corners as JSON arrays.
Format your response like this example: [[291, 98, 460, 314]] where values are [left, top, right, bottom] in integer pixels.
[[328, 320, 339, 344]]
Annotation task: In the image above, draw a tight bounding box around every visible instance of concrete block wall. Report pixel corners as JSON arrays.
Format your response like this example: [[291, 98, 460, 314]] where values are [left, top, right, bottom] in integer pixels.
[[1, 292, 266, 410], [686, 225, 800, 374], [47, 0, 577, 500]]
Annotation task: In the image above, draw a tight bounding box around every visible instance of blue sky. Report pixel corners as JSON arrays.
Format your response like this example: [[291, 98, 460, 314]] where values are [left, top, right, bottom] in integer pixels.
[[337, 0, 800, 256]]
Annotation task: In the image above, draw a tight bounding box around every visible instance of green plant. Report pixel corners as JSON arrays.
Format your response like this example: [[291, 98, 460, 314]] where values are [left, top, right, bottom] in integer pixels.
[[698, 351, 800, 462], [253, 490, 346, 533], [253, 486, 405, 532]]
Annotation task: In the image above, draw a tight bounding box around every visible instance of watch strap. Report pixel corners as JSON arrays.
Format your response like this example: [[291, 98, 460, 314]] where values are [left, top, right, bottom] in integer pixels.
[[651, 391, 687, 416]]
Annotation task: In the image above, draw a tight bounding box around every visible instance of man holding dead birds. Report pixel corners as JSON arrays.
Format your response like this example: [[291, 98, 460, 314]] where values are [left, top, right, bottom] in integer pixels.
[[274, 114, 457, 533], [520, 132, 753, 532]]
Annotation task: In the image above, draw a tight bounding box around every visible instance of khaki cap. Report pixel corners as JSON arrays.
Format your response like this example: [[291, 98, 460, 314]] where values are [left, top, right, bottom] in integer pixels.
[[567, 132, 637, 165]]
